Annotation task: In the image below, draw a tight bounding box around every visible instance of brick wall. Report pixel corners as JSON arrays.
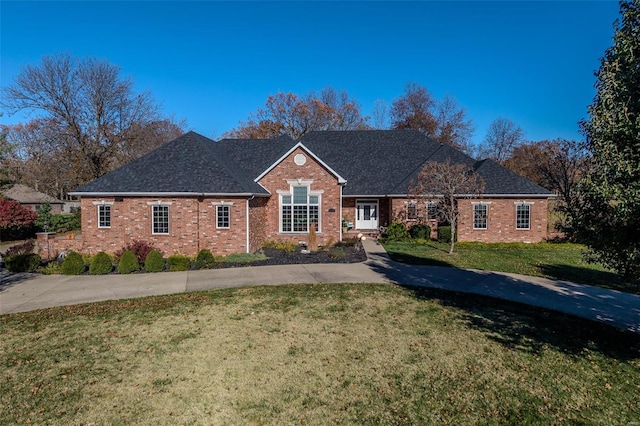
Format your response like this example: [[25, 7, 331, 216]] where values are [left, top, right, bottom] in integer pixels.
[[389, 197, 549, 242], [78, 196, 248, 256], [256, 147, 342, 247]]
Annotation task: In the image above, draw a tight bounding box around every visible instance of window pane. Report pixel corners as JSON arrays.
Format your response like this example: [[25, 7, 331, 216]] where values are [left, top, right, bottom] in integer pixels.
[[282, 195, 291, 204], [516, 204, 530, 229], [407, 203, 417, 220], [153, 205, 169, 234], [363, 205, 371, 220], [427, 203, 438, 220], [217, 205, 230, 228], [309, 205, 319, 231], [293, 186, 307, 204], [98, 205, 111, 228], [282, 205, 292, 232], [293, 205, 308, 232], [474, 204, 487, 229], [309, 195, 319, 204]]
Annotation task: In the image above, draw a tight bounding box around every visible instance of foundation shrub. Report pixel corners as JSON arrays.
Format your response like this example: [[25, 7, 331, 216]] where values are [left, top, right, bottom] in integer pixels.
[[437, 226, 457, 243], [144, 250, 165, 273], [118, 250, 140, 274], [61, 251, 86, 275], [167, 254, 191, 272], [262, 240, 297, 252], [114, 240, 156, 263], [410, 224, 431, 240], [89, 251, 113, 275], [195, 249, 216, 269], [383, 222, 410, 242]]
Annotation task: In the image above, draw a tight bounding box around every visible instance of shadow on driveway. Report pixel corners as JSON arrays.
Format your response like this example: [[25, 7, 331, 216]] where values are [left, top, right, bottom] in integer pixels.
[[0, 269, 37, 293]]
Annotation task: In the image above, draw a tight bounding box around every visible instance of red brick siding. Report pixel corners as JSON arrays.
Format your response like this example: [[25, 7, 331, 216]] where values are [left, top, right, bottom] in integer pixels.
[[457, 198, 549, 243], [256, 147, 342, 246], [248, 197, 268, 252], [78, 196, 248, 256], [389, 197, 549, 242]]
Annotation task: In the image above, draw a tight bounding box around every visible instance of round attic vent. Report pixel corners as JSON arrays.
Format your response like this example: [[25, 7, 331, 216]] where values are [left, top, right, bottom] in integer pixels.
[[294, 153, 306, 165]]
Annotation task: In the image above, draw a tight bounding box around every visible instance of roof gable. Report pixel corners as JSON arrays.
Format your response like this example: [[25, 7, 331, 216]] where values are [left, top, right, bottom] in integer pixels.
[[0, 184, 63, 204]]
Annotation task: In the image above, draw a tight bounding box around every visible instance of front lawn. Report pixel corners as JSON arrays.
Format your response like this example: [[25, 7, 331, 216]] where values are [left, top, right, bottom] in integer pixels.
[[1, 284, 639, 425], [383, 241, 634, 292]]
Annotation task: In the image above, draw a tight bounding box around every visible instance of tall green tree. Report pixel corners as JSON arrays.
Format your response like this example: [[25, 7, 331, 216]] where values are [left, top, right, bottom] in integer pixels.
[[578, 0, 640, 284]]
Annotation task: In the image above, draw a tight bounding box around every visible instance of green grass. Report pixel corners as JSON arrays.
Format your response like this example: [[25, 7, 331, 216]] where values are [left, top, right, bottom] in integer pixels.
[[1, 284, 639, 425], [383, 241, 635, 292]]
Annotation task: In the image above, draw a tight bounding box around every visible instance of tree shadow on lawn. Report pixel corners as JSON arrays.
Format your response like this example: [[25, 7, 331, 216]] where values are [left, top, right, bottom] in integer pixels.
[[538, 263, 638, 294], [385, 252, 454, 268], [401, 285, 640, 361]]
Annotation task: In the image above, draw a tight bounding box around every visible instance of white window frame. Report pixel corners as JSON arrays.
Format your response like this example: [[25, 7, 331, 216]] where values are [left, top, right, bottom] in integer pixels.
[[473, 203, 488, 230], [407, 201, 418, 221], [216, 205, 230, 229], [278, 180, 322, 234], [92, 201, 114, 229], [148, 202, 171, 235], [515, 203, 531, 230], [426, 202, 438, 221], [97, 204, 112, 228]]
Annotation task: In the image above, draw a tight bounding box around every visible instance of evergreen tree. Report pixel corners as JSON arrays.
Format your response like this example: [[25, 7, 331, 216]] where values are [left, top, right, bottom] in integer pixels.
[[579, 0, 640, 285]]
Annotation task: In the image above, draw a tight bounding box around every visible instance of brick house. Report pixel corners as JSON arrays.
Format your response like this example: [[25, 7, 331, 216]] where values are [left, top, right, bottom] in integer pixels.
[[54, 130, 553, 257]]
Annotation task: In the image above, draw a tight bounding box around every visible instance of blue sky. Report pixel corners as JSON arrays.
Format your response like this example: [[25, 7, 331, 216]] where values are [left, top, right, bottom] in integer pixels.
[[0, 1, 621, 145]]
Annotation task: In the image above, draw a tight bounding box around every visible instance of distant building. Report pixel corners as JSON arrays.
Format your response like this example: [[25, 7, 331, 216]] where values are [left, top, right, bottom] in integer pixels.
[[0, 183, 65, 214]]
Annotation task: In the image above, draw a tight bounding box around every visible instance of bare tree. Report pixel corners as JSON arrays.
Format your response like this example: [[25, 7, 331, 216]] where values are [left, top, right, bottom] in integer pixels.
[[1, 53, 180, 184], [409, 160, 484, 254], [477, 118, 525, 163], [391, 83, 474, 152], [372, 99, 388, 129], [224, 88, 370, 139]]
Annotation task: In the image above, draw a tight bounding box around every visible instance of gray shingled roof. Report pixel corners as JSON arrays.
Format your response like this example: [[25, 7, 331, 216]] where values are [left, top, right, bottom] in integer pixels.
[[72, 129, 553, 197], [0, 184, 64, 204]]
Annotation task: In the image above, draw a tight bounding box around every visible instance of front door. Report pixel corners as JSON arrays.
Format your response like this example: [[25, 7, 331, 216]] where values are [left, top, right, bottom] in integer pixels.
[[356, 200, 378, 230]]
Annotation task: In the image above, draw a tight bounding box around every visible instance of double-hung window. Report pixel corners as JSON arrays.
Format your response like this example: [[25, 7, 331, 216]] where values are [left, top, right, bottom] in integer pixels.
[[217, 205, 230, 229], [473, 204, 488, 229], [281, 185, 320, 233], [516, 203, 531, 230], [152, 205, 169, 234], [427, 202, 438, 220], [98, 204, 111, 228], [407, 202, 418, 220]]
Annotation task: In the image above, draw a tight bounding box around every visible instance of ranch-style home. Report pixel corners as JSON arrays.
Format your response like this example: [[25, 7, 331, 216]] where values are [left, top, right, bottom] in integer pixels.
[[39, 130, 553, 257]]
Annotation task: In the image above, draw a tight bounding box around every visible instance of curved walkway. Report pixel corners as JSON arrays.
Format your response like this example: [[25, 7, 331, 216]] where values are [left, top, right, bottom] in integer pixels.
[[1, 239, 639, 335]]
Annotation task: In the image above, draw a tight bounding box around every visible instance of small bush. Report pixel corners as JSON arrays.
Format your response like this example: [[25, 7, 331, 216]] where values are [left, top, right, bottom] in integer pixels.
[[328, 247, 345, 259], [195, 249, 216, 269], [118, 250, 140, 274], [5, 253, 41, 273], [40, 262, 62, 275], [167, 254, 191, 272], [262, 240, 297, 252], [3, 240, 35, 257], [115, 240, 156, 263], [222, 252, 266, 264], [89, 251, 113, 275], [438, 226, 457, 243], [61, 251, 86, 275], [144, 250, 165, 273], [410, 224, 431, 240], [384, 222, 410, 241]]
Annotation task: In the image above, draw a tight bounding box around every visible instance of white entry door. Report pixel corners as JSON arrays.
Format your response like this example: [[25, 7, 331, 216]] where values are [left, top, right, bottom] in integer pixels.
[[356, 200, 379, 230]]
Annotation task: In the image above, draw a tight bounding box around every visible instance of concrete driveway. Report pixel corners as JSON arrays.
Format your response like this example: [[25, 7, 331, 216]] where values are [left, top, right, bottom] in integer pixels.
[[1, 239, 639, 335]]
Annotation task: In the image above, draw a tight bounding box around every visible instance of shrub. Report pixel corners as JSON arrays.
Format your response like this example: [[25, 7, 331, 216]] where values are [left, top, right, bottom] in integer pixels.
[[438, 226, 457, 243], [167, 254, 191, 272], [118, 250, 140, 274], [89, 251, 113, 275], [410, 224, 431, 240], [40, 262, 62, 275], [114, 240, 156, 263], [61, 251, 86, 275], [262, 240, 297, 252], [384, 222, 410, 241], [144, 250, 165, 273], [5, 253, 41, 273], [3, 239, 35, 257], [195, 249, 216, 269]]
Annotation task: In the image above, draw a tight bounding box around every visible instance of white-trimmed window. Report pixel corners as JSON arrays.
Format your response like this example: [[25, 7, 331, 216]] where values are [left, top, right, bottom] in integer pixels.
[[516, 203, 531, 230], [98, 204, 111, 228], [217, 205, 230, 229], [427, 202, 438, 220], [407, 202, 418, 220], [473, 204, 488, 230], [280, 184, 320, 233], [152, 205, 169, 234]]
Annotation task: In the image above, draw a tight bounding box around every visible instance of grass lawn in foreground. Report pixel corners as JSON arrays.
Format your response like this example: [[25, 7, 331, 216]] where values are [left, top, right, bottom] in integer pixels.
[[383, 241, 634, 293], [2, 284, 639, 425]]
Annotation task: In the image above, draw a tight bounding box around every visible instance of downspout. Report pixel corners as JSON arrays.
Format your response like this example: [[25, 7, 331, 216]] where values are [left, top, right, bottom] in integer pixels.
[[246, 195, 254, 253], [339, 184, 344, 242]]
